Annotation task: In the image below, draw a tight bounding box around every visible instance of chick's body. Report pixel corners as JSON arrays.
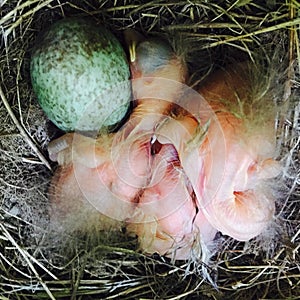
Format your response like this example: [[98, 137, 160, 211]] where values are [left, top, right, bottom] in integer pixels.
[[127, 143, 200, 259], [120, 35, 188, 138], [156, 62, 280, 242], [195, 63, 280, 241]]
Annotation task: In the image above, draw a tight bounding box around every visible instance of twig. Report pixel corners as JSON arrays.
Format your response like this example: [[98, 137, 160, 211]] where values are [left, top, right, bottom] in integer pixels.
[[2, 0, 55, 38], [0, 223, 56, 300], [283, 0, 297, 101], [202, 18, 300, 48], [0, 0, 51, 26], [0, 86, 52, 170]]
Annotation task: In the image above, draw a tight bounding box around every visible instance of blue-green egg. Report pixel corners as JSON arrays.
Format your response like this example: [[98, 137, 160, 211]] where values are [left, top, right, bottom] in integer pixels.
[[30, 18, 131, 132]]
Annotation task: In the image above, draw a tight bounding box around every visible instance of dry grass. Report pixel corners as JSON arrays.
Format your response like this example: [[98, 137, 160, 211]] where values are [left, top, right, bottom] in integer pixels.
[[0, 1, 299, 299]]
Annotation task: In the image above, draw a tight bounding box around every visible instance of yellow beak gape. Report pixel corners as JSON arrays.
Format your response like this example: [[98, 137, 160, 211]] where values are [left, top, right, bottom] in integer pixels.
[[129, 40, 137, 63]]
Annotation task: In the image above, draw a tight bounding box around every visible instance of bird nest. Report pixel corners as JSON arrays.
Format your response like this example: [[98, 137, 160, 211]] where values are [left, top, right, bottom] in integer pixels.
[[0, 1, 299, 299]]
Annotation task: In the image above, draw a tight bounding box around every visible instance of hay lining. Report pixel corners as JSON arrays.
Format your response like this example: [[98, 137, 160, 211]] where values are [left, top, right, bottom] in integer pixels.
[[1, 1, 299, 299]]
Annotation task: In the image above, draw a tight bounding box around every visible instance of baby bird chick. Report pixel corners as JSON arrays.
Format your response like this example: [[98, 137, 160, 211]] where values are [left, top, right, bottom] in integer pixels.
[[156, 62, 281, 242], [48, 130, 154, 233], [121, 30, 188, 138], [127, 142, 200, 260]]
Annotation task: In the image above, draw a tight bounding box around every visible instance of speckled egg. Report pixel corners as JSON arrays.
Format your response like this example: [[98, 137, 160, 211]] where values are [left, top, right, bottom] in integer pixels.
[[30, 18, 131, 132]]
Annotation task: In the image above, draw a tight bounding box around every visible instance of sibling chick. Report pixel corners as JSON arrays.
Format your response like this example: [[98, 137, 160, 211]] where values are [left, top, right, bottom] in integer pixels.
[[120, 30, 188, 138], [156, 62, 281, 242]]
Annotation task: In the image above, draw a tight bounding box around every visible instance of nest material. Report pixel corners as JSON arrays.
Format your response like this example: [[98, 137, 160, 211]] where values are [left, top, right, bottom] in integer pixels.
[[0, 1, 299, 299]]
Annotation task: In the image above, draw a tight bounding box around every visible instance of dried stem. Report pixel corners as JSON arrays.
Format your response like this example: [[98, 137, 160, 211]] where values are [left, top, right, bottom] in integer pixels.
[[0, 86, 51, 170]]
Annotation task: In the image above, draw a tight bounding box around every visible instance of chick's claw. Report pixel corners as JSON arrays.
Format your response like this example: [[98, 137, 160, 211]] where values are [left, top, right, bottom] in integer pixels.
[[48, 133, 74, 165]]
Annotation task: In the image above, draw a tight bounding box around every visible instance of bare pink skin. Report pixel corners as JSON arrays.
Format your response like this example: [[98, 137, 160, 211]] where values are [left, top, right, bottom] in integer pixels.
[[194, 111, 277, 241], [48, 134, 121, 231], [195, 65, 280, 241], [127, 143, 197, 259], [156, 64, 281, 241], [49, 132, 153, 225], [49, 124, 210, 261]]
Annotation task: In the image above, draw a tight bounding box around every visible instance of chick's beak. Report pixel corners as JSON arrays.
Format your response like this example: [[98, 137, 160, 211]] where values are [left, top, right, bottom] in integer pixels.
[[129, 40, 137, 63], [124, 29, 144, 63]]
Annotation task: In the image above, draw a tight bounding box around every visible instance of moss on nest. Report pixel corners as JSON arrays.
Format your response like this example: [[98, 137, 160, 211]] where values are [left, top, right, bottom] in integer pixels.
[[0, 1, 299, 299]]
